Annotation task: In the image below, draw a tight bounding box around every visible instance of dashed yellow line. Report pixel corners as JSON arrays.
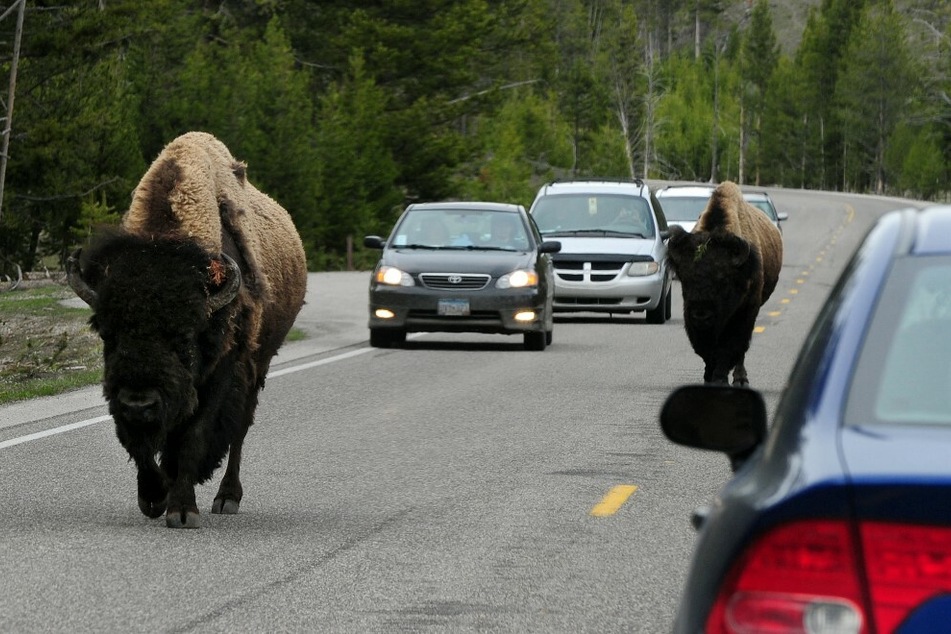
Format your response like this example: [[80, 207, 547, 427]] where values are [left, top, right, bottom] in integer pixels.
[[590, 485, 638, 517]]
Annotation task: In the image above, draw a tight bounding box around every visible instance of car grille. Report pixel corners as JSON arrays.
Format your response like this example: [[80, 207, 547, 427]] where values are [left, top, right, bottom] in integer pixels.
[[419, 273, 491, 290], [553, 260, 625, 283]]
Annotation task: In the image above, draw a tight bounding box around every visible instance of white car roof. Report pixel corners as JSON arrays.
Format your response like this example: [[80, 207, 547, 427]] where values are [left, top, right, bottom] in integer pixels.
[[656, 185, 715, 198]]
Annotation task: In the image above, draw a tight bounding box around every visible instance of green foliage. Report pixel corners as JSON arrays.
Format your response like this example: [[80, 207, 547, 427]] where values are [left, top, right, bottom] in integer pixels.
[[835, 1, 918, 193], [312, 54, 402, 269], [0, 0, 947, 280], [888, 124, 947, 199], [459, 90, 572, 205]]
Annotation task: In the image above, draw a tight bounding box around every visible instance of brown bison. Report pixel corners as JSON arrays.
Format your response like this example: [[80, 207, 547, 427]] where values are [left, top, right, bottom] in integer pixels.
[[666, 181, 782, 386], [67, 131, 307, 529]]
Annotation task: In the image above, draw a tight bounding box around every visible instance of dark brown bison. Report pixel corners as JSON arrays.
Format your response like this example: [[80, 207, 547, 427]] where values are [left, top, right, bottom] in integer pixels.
[[666, 181, 782, 386], [67, 132, 307, 529]]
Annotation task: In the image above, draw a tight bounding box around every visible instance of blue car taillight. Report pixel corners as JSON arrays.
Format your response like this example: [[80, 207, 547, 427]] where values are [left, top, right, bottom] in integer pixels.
[[705, 519, 867, 633], [861, 521, 951, 633], [706, 518, 951, 633]]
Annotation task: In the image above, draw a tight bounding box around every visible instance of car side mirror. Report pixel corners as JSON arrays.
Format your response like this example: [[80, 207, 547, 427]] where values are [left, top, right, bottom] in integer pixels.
[[539, 240, 561, 254], [364, 235, 385, 249], [659, 229, 670, 241], [659, 384, 767, 456], [777, 212, 789, 222]]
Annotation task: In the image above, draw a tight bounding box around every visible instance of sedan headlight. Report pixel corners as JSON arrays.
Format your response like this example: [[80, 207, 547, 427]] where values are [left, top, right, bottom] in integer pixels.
[[375, 266, 415, 286], [496, 269, 538, 289], [627, 261, 660, 277]]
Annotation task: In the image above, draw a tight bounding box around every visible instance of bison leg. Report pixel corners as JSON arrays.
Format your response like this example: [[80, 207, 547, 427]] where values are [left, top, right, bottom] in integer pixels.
[[165, 480, 201, 529], [160, 430, 202, 529], [137, 471, 168, 518], [212, 395, 255, 515], [703, 359, 731, 384], [731, 359, 750, 387], [212, 439, 244, 515], [132, 455, 168, 519]]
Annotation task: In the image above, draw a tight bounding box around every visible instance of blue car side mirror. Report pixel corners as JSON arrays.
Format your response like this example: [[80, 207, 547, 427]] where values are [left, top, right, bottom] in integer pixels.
[[659, 384, 768, 457]]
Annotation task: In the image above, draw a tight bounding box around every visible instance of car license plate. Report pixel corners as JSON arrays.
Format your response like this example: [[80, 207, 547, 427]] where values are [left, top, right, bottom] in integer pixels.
[[438, 299, 470, 316]]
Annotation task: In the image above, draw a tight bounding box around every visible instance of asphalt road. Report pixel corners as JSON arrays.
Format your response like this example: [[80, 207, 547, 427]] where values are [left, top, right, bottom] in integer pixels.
[[0, 187, 926, 633]]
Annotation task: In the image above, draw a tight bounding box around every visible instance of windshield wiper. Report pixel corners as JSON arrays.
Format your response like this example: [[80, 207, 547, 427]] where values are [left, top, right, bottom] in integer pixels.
[[542, 229, 647, 238], [449, 245, 519, 251]]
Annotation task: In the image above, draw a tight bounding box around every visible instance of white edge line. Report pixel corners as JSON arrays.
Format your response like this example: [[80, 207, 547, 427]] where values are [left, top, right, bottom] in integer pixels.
[[1, 346, 377, 450], [0, 415, 112, 450]]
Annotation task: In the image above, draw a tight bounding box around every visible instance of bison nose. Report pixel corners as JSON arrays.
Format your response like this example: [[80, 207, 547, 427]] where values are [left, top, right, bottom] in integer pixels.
[[117, 387, 161, 418]]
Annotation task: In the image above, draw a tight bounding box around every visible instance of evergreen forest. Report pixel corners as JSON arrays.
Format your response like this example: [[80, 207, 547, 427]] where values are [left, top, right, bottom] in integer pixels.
[[0, 0, 948, 273]]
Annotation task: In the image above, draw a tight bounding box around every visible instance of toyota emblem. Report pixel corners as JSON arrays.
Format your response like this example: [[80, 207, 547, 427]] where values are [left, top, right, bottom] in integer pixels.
[[448, 274, 463, 284]]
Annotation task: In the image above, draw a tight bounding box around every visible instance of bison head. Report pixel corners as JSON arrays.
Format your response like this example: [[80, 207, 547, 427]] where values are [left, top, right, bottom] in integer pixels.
[[67, 231, 241, 448], [667, 225, 761, 335]]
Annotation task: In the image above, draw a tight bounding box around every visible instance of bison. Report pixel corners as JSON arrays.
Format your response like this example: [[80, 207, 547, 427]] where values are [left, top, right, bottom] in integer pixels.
[[67, 131, 307, 529], [666, 181, 782, 386]]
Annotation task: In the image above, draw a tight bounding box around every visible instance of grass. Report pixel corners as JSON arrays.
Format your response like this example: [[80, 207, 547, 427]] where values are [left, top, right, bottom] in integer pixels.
[[0, 281, 104, 405], [0, 280, 308, 406]]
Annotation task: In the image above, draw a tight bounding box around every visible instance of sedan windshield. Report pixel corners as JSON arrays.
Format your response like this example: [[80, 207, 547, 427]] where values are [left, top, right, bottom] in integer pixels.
[[846, 255, 951, 426], [391, 209, 531, 250]]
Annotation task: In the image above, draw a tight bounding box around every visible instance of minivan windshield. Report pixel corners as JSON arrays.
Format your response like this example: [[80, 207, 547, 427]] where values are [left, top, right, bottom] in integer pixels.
[[532, 194, 654, 238]]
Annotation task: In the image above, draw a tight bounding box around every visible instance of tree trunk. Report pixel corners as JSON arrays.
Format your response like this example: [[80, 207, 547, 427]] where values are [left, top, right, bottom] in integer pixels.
[[738, 99, 746, 185]]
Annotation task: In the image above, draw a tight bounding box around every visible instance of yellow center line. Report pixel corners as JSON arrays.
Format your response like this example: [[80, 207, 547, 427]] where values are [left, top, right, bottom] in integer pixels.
[[754, 326, 766, 334], [590, 485, 638, 517]]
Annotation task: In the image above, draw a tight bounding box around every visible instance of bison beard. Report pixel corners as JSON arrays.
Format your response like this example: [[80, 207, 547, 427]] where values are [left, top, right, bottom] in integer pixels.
[[666, 181, 782, 387], [67, 132, 307, 529]]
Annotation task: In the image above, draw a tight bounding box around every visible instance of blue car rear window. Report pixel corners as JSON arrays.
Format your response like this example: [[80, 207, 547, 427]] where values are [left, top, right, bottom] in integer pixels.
[[847, 256, 951, 426]]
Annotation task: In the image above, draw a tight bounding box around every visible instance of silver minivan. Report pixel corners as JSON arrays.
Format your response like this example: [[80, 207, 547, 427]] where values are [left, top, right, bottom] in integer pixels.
[[528, 179, 672, 324]]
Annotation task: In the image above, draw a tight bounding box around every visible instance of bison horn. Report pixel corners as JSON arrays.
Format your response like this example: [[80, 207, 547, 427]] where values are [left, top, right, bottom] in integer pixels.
[[66, 248, 98, 308], [207, 253, 241, 313]]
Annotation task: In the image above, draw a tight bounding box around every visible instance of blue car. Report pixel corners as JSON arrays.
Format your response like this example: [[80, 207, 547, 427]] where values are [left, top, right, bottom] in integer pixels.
[[660, 205, 951, 633]]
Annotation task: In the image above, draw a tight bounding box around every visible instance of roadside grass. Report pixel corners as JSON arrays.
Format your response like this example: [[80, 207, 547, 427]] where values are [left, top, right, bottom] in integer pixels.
[[0, 280, 309, 406], [0, 281, 103, 405]]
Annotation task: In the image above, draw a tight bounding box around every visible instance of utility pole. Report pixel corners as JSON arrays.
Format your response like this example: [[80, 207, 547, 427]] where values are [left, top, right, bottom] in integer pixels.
[[0, 0, 26, 225]]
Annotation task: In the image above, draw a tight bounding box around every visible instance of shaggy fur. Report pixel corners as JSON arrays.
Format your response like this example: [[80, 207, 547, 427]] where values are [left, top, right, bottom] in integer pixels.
[[667, 181, 783, 386], [69, 132, 307, 528]]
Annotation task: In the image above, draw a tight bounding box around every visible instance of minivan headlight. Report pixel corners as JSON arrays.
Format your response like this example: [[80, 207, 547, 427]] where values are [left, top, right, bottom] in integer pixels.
[[497, 269, 538, 289], [375, 266, 415, 286], [627, 261, 659, 277]]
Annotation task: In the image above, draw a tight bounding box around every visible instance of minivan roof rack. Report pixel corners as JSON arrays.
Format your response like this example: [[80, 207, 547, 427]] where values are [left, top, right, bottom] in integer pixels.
[[550, 177, 645, 186]]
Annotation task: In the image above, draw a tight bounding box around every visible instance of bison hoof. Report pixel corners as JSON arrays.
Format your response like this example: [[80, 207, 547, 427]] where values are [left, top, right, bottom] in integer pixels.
[[138, 495, 167, 519], [165, 508, 201, 529], [212, 497, 240, 514]]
